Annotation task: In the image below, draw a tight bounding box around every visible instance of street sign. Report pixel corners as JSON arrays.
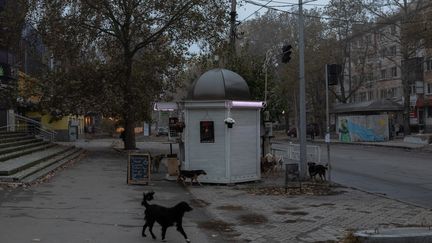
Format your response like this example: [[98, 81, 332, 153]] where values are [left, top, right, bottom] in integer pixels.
[[325, 133, 330, 143]]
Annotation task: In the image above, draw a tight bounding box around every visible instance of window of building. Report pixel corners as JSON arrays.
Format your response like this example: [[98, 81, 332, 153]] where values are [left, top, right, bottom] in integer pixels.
[[390, 46, 397, 56], [428, 106, 432, 118], [391, 67, 397, 77], [389, 88, 397, 98], [426, 59, 432, 71], [381, 48, 387, 57], [410, 84, 416, 95], [390, 25, 397, 35], [381, 69, 387, 79], [360, 92, 367, 102], [368, 91, 374, 100], [426, 83, 432, 95], [380, 89, 386, 98], [366, 35, 372, 44]]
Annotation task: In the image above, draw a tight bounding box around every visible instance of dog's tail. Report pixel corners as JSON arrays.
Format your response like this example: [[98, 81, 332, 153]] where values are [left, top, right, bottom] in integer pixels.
[[141, 191, 154, 208]]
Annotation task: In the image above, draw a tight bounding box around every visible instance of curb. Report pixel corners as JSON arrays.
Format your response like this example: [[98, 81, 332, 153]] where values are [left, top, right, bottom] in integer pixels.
[[273, 138, 430, 151]]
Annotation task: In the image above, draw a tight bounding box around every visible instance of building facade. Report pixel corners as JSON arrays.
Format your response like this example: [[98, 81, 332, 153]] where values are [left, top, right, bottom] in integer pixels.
[[335, 14, 432, 134]]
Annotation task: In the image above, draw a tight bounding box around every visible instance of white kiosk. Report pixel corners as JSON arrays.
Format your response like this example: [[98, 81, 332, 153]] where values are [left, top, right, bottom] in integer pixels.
[[182, 68, 264, 183]]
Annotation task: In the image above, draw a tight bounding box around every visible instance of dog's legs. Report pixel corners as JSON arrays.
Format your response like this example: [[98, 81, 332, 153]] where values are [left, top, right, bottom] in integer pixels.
[[161, 226, 168, 242], [148, 220, 156, 239], [142, 223, 148, 237], [177, 224, 190, 242]]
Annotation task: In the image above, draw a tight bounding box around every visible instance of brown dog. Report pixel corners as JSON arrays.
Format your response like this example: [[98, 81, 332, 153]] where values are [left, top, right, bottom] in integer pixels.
[[177, 166, 207, 185]]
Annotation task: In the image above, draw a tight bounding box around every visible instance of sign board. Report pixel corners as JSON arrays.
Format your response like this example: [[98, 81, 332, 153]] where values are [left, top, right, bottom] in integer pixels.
[[127, 153, 151, 185], [200, 121, 214, 143], [325, 133, 331, 143]]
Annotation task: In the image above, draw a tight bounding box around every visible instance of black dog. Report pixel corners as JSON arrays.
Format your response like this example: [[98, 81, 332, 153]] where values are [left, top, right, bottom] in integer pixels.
[[141, 191, 193, 242], [307, 162, 328, 181], [177, 166, 207, 186]]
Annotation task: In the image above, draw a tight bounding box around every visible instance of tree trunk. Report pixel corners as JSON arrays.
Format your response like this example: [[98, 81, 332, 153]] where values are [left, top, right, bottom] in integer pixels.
[[284, 111, 290, 134], [123, 52, 137, 150]]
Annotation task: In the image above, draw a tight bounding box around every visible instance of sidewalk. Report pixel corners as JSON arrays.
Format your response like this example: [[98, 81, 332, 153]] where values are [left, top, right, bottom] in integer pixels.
[[131, 136, 432, 242], [2, 137, 431, 243], [0, 139, 219, 243]]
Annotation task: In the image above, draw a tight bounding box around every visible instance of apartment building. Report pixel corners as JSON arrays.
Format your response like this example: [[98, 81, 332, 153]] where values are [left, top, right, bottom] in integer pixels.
[[334, 15, 432, 135]]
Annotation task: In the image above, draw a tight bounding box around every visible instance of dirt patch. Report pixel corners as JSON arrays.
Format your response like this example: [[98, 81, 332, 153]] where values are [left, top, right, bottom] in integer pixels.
[[216, 205, 244, 211], [189, 198, 210, 208], [238, 213, 268, 225], [308, 203, 335, 207], [274, 210, 290, 215], [197, 219, 235, 233], [289, 211, 309, 216]]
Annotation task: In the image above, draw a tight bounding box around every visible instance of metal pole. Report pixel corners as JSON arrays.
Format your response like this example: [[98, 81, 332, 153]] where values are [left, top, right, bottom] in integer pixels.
[[298, 0, 307, 179], [325, 65, 331, 182], [230, 0, 237, 56], [264, 66, 268, 104]]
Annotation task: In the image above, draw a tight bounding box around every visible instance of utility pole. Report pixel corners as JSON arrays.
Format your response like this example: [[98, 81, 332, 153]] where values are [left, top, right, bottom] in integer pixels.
[[298, 0, 307, 179], [325, 65, 331, 182], [229, 0, 237, 57]]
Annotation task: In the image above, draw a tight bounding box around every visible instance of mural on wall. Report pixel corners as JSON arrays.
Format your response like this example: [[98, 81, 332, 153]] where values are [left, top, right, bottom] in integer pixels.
[[338, 115, 389, 142]]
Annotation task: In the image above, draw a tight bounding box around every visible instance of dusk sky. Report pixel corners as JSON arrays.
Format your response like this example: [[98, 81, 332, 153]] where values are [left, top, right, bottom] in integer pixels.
[[237, 0, 331, 20]]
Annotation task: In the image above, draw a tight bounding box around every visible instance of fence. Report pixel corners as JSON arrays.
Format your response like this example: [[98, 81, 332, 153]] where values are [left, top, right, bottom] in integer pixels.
[[272, 143, 321, 163]]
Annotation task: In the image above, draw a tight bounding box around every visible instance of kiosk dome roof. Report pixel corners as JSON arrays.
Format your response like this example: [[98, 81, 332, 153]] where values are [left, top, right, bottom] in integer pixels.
[[187, 68, 250, 100]]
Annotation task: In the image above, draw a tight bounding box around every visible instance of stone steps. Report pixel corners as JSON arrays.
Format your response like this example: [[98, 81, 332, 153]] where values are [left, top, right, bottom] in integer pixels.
[[0, 147, 84, 183], [0, 132, 85, 183]]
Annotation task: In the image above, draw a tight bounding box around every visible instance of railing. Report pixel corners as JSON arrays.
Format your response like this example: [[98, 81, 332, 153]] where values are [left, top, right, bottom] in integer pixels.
[[0, 114, 57, 141], [272, 143, 321, 163]]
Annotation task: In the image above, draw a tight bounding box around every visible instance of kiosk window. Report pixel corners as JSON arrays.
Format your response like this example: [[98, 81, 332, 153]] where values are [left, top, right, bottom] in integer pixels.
[[200, 121, 214, 143]]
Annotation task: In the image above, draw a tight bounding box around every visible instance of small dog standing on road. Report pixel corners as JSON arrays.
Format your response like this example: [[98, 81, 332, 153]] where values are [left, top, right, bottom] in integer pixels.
[[177, 166, 207, 186], [141, 191, 193, 242], [307, 162, 328, 181]]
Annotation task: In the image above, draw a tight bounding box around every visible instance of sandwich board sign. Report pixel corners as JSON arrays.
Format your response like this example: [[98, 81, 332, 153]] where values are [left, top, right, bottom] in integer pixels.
[[127, 153, 151, 185]]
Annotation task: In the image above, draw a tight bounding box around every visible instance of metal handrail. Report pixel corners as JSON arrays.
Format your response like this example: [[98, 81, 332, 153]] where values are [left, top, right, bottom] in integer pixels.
[[0, 114, 57, 141]]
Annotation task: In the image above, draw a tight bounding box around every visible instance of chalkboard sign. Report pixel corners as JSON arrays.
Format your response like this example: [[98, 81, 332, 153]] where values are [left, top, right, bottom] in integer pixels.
[[127, 153, 151, 185]]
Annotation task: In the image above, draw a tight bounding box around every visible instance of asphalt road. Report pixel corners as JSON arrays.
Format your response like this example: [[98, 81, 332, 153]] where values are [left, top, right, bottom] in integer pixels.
[[273, 142, 432, 209]]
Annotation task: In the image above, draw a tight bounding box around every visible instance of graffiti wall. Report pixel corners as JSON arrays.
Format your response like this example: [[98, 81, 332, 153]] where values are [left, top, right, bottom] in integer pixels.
[[337, 115, 389, 142]]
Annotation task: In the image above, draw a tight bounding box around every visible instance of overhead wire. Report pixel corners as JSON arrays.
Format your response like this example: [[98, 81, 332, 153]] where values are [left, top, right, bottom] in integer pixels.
[[241, 0, 274, 22]]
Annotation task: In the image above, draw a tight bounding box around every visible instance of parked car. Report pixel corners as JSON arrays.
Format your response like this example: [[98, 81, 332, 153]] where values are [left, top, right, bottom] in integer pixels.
[[286, 123, 320, 139], [156, 127, 168, 136]]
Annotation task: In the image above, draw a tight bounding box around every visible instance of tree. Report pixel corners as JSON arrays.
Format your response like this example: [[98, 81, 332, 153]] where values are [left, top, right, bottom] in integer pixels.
[[31, 0, 228, 149], [0, 0, 30, 109], [359, 0, 432, 135], [324, 0, 372, 104]]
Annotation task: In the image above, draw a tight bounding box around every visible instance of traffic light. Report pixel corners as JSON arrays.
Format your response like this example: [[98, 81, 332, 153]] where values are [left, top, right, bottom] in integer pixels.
[[281, 44, 292, 63], [326, 64, 342, 86]]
